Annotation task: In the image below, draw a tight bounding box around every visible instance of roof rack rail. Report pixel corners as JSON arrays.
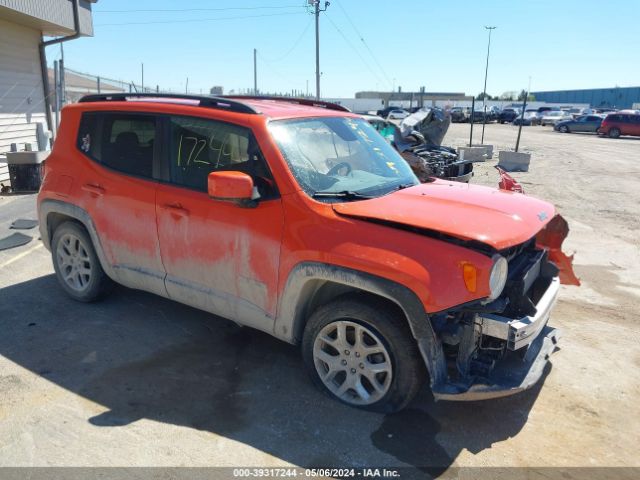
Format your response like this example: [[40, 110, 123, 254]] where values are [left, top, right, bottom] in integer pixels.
[[223, 95, 351, 112], [78, 93, 259, 114]]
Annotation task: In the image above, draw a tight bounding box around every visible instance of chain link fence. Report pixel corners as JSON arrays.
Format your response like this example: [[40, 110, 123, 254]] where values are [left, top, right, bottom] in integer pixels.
[[52, 66, 177, 109]]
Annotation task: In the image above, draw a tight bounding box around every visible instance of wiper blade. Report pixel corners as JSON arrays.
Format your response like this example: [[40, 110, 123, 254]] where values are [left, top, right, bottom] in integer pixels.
[[393, 182, 417, 191], [312, 190, 374, 200]]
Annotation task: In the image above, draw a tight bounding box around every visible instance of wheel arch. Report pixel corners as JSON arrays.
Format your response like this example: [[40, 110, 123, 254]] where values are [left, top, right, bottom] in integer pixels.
[[275, 262, 447, 387], [39, 199, 116, 280]]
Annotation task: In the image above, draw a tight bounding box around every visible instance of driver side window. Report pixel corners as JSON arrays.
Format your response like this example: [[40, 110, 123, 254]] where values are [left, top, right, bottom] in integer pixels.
[[167, 116, 278, 199]]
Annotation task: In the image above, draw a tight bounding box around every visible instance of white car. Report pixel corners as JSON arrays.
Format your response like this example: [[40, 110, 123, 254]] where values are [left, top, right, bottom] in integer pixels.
[[540, 110, 573, 126], [387, 109, 410, 120]]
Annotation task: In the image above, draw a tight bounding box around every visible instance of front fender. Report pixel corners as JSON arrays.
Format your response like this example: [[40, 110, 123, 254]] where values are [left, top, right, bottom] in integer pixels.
[[274, 262, 448, 388]]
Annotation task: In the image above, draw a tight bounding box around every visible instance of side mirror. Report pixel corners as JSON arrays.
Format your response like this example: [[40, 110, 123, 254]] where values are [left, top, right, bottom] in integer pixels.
[[207, 171, 257, 208]]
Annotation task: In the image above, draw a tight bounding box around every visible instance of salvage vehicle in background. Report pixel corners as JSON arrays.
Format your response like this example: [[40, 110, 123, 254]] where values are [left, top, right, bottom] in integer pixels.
[[376, 105, 403, 118], [38, 94, 577, 412], [597, 112, 640, 138], [450, 107, 468, 123], [540, 110, 572, 126], [513, 111, 541, 126], [364, 112, 474, 183], [554, 115, 602, 133], [387, 109, 410, 120], [499, 107, 521, 123]]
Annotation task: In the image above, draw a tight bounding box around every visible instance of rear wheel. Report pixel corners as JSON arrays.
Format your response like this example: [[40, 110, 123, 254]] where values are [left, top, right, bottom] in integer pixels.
[[608, 127, 621, 138], [302, 296, 425, 413], [51, 222, 114, 302]]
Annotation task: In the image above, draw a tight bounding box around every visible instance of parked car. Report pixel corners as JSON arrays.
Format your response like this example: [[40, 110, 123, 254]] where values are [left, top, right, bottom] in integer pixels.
[[597, 112, 640, 138], [513, 111, 541, 126], [450, 107, 467, 123], [536, 106, 554, 115], [487, 106, 501, 121], [376, 106, 403, 118], [554, 115, 603, 133], [38, 93, 574, 412], [499, 108, 521, 124], [387, 109, 410, 120], [540, 111, 573, 126]]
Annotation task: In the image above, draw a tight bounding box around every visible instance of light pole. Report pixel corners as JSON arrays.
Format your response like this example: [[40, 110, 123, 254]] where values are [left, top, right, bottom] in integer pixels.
[[481, 26, 496, 145]]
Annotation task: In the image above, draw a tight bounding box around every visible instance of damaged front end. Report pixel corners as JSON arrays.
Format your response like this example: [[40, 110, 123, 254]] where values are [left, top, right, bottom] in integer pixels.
[[428, 217, 578, 400]]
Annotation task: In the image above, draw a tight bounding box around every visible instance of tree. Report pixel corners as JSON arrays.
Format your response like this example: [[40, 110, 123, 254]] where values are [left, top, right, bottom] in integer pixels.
[[517, 90, 536, 102], [476, 92, 494, 100], [500, 91, 518, 101]]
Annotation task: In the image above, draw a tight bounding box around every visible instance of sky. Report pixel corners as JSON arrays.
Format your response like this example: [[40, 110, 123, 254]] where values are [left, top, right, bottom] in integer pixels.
[[53, 0, 640, 99]]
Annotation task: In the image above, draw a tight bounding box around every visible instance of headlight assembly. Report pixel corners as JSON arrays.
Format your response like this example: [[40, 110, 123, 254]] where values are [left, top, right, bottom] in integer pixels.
[[488, 255, 509, 301]]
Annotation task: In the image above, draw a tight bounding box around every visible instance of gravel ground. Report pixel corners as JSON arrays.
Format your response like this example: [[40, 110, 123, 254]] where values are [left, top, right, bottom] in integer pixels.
[[0, 123, 638, 475]]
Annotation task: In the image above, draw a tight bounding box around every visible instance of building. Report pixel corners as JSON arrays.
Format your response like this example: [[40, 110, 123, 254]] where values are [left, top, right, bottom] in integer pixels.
[[0, 0, 97, 184], [210, 86, 224, 96], [532, 87, 640, 110], [356, 90, 470, 109]]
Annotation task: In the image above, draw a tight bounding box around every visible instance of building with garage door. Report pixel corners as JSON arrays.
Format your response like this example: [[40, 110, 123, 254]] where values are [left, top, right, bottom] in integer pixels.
[[0, 0, 97, 185]]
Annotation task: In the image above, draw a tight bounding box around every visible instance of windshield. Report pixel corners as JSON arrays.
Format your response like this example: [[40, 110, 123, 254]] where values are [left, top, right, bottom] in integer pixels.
[[269, 117, 418, 199]]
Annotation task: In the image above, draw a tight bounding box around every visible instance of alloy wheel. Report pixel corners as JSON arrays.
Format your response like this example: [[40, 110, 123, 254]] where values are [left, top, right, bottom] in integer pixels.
[[56, 233, 93, 292], [313, 320, 393, 406]]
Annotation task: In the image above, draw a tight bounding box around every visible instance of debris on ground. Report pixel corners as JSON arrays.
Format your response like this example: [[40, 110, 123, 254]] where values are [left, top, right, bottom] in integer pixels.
[[495, 166, 524, 193], [10, 219, 38, 230], [0, 232, 32, 251]]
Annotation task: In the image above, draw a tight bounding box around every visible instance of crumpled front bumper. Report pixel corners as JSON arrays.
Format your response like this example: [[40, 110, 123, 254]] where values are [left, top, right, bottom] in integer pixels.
[[432, 276, 561, 401], [433, 326, 560, 401]]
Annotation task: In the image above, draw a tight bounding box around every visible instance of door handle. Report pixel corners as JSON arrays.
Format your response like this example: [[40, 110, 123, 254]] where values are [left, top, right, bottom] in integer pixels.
[[161, 203, 190, 217], [82, 183, 105, 196]]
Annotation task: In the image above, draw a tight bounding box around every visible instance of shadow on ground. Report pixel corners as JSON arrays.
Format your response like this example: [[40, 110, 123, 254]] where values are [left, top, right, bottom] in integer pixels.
[[0, 274, 551, 474]]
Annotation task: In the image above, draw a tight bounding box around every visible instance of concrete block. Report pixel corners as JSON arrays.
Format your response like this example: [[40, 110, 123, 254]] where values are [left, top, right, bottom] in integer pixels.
[[470, 144, 494, 159], [498, 151, 531, 172], [458, 146, 492, 162]]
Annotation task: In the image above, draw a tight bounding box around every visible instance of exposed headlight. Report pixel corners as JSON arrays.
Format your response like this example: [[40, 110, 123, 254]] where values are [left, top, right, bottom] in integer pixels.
[[488, 255, 509, 301]]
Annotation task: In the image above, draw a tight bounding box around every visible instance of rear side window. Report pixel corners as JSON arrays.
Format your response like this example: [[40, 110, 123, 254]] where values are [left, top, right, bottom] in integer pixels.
[[607, 114, 620, 122], [77, 112, 156, 178], [167, 116, 277, 198]]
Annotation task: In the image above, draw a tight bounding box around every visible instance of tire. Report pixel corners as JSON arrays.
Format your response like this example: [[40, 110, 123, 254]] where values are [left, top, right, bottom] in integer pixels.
[[302, 295, 426, 413], [51, 221, 114, 302], [559, 125, 569, 133], [608, 127, 621, 138]]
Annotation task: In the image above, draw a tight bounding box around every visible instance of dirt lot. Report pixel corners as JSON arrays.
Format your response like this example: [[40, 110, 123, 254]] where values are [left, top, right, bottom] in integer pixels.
[[0, 123, 638, 475]]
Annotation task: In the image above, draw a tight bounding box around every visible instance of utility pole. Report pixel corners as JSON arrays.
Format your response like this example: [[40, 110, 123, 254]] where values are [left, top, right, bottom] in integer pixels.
[[481, 26, 496, 145], [253, 48, 257, 95], [311, 1, 329, 100], [185, 77, 189, 94], [141, 63, 144, 92]]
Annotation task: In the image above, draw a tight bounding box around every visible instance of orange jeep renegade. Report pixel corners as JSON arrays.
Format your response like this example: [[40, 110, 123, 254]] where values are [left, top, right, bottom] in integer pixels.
[[38, 94, 572, 412]]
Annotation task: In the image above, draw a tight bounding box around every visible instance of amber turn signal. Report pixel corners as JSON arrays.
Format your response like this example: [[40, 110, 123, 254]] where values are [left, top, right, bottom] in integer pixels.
[[462, 263, 477, 293]]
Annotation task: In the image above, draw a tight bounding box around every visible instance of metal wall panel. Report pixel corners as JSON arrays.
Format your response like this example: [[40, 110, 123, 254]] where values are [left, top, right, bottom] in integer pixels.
[[0, 0, 94, 36], [533, 87, 640, 109]]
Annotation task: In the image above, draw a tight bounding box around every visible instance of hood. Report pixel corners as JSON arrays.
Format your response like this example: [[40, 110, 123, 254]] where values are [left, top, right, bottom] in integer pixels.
[[332, 180, 555, 251]]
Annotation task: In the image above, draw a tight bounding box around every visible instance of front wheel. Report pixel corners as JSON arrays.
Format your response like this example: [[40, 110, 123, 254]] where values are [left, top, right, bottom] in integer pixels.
[[559, 125, 569, 133], [302, 296, 425, 413]]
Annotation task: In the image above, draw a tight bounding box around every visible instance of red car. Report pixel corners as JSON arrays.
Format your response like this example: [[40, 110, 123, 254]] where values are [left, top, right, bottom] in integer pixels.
[[598, 112, 640, 138], [37, 93, 577, 412]]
